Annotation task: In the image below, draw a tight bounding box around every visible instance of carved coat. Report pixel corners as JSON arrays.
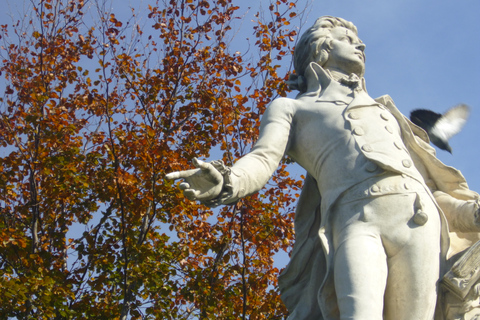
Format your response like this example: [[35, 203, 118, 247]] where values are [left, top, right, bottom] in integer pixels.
[[221, 62, 480, 319]]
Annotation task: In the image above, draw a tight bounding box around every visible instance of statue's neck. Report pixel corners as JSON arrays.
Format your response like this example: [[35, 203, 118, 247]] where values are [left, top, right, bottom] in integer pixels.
[[325, 68, 351, 82], [302, 62, 367, 96]]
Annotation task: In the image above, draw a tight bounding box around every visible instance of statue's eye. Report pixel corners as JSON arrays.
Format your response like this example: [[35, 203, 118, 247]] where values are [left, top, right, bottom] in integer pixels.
[[341, 36, 352, 43]]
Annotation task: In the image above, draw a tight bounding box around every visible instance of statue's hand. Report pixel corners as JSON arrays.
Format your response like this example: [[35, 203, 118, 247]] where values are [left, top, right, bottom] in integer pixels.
[[165, 158, 224, 202]]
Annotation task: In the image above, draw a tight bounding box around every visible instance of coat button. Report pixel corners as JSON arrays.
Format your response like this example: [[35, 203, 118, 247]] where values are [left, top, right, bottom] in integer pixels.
[[348, 112, 359, 119], [394, 141, 403, 150], [371, 185, 380, 193], [362, 144, 373, 152], [380, 112, 390, 120], [353, 127, 365, 136], [365, 162, 378, 172], [402, 159, 412, 168], [413, 210, 428, 226]]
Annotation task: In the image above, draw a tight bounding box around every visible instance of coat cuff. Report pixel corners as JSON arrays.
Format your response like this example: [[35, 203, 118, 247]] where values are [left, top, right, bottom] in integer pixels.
[[201, 160, 234, 207]]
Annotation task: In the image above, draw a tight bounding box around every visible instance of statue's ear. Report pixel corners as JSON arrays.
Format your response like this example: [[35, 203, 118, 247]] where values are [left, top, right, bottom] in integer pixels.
[[305, 62, 331, 95]]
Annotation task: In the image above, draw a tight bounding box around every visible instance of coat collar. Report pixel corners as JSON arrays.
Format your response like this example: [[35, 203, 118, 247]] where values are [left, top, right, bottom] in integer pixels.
[[303, 62, 368, 97], [303, 62, 377, 108]]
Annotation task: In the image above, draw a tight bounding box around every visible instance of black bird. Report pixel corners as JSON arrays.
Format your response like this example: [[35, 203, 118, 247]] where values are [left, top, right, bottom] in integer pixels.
[[410, 104, 470, 153]]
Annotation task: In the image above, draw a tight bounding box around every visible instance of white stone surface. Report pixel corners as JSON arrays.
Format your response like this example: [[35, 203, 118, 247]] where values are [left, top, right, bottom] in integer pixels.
[[166, 16, 480, 320]]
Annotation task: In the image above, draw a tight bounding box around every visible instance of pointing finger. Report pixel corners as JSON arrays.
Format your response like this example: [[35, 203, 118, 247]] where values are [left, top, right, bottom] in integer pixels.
[[165, 168, 200, 180]]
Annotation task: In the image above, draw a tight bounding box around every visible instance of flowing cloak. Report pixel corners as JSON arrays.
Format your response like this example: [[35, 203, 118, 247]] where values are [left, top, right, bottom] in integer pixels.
[[277, 95, 480, 320]]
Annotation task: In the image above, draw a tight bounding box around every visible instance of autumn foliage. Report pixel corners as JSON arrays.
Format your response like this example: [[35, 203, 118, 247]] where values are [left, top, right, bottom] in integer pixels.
[[0, 0, 304, 318]]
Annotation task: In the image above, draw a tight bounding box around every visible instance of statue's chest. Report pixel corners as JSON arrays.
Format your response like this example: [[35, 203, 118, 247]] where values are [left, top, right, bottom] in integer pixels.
[[293, 102, 351, 142], [291, 102, 401, 150]]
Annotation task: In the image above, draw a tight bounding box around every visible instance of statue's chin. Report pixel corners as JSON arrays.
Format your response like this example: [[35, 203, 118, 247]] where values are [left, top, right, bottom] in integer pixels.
[[334, 63, 365, 78]]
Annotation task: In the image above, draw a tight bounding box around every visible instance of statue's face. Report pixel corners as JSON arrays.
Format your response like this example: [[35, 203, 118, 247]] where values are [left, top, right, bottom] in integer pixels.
[[323, 27, 366, 76]]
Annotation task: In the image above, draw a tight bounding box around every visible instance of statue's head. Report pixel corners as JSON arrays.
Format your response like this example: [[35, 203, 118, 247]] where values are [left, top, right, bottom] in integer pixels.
[[290, 16, 365, 92]]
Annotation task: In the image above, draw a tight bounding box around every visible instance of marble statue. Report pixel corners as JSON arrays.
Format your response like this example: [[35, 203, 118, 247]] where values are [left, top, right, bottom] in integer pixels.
[[166, 16, 480, 319]]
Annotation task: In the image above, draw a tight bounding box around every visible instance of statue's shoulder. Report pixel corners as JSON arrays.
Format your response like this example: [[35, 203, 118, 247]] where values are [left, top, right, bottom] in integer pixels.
[[265, 96, 299, 118]]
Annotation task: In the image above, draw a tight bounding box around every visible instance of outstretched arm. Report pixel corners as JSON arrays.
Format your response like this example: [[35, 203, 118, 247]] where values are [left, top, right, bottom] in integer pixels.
[[221, 98, 296, 203], [166, 97, 296, 206]]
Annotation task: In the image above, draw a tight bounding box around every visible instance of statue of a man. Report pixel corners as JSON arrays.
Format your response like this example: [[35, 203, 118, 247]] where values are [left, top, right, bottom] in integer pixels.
[[166, 16, 480, 319]]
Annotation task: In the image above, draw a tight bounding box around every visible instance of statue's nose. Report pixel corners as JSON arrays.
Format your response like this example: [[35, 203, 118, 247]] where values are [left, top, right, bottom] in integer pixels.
[[356, 43, 366, 52]]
